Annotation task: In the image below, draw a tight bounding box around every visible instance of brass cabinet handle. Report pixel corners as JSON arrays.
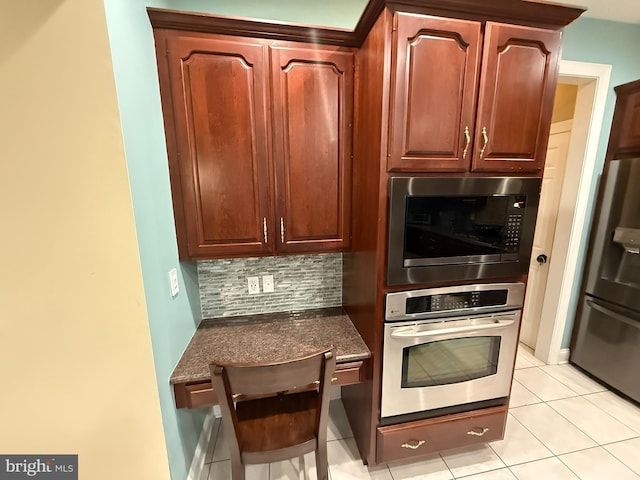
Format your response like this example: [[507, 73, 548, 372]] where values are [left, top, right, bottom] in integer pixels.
[[400, 440, 426, 450], [263, 217, 268, 244], [280, 217, 285, 243], [479, 126, 488, 159], [463, 125, 471, 159], [467, 427, 489, 437]]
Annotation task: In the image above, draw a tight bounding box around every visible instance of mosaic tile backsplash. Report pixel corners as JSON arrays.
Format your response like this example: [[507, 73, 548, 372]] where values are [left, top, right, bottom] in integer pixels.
[[198, 254, 342, 318]]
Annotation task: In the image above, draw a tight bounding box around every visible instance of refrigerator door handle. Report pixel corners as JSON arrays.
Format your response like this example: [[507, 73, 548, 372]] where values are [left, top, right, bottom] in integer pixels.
[[587, 299, 640, 328]]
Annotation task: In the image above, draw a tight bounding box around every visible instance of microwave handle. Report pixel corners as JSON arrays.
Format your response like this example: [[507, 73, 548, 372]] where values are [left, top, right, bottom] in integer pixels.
[[390, 319, 515, 338]]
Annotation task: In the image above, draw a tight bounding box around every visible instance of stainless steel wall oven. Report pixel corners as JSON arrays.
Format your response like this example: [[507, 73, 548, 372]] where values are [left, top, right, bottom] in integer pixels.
[[381, 283, 524, 425], [387, 177, 541, 286]]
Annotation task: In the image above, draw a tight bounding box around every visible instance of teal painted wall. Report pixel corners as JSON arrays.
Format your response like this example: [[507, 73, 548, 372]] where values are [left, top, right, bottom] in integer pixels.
[[102, 0, 639, 476], [559, 17, 640, 348], [102, 2, 205, 479], [102, 1, 366, 478]]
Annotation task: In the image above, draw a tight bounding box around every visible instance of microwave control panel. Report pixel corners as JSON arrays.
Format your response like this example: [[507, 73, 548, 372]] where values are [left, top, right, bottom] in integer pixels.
[[505, 214, 523, 249]]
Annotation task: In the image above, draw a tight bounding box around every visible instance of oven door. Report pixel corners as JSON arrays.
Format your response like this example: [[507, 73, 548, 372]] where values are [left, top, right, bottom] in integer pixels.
[[381, 310, 520, 421]]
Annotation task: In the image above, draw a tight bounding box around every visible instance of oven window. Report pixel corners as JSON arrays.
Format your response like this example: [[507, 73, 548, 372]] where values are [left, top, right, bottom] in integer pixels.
[[401, 336, 500, 388]]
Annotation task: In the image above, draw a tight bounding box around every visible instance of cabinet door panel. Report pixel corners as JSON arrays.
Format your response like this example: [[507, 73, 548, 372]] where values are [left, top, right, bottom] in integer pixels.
[[473, 23, 561, 173], [388, 13, 481, 172], [166, 36, 273, 258], [616, 90, 640, 154], [271, 45, 353, 253]]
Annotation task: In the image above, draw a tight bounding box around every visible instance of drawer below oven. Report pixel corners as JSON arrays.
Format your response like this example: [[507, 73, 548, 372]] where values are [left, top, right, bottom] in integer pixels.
[[376, 405, 508, 464]]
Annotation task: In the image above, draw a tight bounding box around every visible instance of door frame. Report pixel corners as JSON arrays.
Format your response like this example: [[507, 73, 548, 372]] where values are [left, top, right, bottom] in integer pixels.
[[520, 118, 573, 350], [533, 60, 611, 364]]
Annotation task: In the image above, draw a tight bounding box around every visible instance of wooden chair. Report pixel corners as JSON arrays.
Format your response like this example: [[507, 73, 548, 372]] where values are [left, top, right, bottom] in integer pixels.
[[210, 347, 336, 480]]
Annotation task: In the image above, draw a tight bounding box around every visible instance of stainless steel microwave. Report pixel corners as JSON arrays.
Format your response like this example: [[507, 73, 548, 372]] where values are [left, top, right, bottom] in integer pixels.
[[387, 177, 541, 286]]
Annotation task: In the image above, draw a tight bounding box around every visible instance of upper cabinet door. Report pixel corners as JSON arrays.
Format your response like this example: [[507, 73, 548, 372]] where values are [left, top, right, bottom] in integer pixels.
[[617, 89, 640, 153], [388, 13, 481, 172], [472, 23, 561, 173], [270, 45, 353, 253], [164, 35, 274, 259], [608, 81, 640, 159]]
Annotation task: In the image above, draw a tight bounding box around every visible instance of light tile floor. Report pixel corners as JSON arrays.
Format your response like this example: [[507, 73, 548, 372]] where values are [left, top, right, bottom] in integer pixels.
[[201, 344, 640, 479]]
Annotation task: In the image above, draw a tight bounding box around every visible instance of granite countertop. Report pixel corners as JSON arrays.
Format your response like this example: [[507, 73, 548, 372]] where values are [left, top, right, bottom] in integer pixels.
[[170, 307, 371, 385]]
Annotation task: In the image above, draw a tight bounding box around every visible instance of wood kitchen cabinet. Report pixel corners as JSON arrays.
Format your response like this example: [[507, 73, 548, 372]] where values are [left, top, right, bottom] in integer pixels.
[[343, 0, 583, 467], [388, 13, 561, 173], [388, 13, 481, 172], [153, 29, 353, 259], [376, 405, 507, 464], [606, 79, 640, 160], [149, 1, 585, 468], [472, 23, 561, 173], [270, 46, 353, 254], [161, 35, 272, 259]]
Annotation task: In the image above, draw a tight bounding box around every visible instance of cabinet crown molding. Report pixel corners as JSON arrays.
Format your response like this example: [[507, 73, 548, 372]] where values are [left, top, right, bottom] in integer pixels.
[[148, 0, 585, 47], [147, 7, 356, 46]]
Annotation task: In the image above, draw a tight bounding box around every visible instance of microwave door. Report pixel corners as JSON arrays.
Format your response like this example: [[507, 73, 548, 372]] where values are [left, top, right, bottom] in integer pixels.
[[386, 176, 540, 286], [404, 223, 503, 267]]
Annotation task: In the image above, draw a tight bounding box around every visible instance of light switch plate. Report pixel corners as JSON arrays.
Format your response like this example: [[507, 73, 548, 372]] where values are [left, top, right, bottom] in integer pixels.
[[169, 268, 179, 297]]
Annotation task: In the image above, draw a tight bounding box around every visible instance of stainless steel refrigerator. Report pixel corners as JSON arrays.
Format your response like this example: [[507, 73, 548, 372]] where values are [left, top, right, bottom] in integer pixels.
[[570, 157, 640, 403]]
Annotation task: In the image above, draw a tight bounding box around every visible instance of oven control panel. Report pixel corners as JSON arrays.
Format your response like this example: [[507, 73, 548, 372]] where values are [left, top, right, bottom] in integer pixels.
[[426, 290, 507, 312], [385, 282, 525, 321]]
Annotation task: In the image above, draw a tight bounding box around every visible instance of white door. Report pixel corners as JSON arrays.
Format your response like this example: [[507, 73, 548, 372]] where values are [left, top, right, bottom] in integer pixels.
[[520, 121, 572, 349]]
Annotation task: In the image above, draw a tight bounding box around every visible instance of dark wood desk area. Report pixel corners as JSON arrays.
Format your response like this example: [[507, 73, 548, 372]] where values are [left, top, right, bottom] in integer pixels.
[[170, 308, 371, 409]]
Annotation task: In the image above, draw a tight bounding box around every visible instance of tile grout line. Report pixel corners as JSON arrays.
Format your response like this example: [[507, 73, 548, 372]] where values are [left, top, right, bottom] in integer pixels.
[[603, 443, 640, 477], [546, 395, 640, 443], [508, 350, 640, 479], [203, 348, 640, 479]]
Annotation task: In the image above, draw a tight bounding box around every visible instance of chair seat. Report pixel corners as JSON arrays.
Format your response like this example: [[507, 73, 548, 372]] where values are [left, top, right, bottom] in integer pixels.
[[236, 390, 319, 453]]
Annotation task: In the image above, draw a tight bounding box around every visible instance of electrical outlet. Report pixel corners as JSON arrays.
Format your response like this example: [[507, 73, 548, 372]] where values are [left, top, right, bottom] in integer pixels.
[[169, 268, 179, 297], [247, 276, 260, 294], [263, 275, 274, 293]]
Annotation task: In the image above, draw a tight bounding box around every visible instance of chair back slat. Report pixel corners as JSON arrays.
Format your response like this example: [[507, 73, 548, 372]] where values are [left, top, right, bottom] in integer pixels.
[[223, 350, 329, 395]]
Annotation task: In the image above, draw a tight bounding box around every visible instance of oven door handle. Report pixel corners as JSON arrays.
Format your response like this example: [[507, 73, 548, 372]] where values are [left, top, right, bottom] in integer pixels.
[[390, 319, 515, 338]]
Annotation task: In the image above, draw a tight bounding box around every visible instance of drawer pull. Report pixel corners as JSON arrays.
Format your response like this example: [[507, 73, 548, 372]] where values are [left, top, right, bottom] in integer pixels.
[[400, 440, 426, 450], [467, 427, 489, 437], [331, 377, 338, 383]]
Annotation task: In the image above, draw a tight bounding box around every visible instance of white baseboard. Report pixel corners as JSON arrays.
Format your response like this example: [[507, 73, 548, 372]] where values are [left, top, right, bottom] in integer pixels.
[[557, 348, 570, 364], [187, 407, 216, 480]]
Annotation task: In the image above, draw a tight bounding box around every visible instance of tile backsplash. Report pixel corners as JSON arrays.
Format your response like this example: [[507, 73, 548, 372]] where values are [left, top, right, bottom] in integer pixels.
[[198, 254, 342, 318]]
